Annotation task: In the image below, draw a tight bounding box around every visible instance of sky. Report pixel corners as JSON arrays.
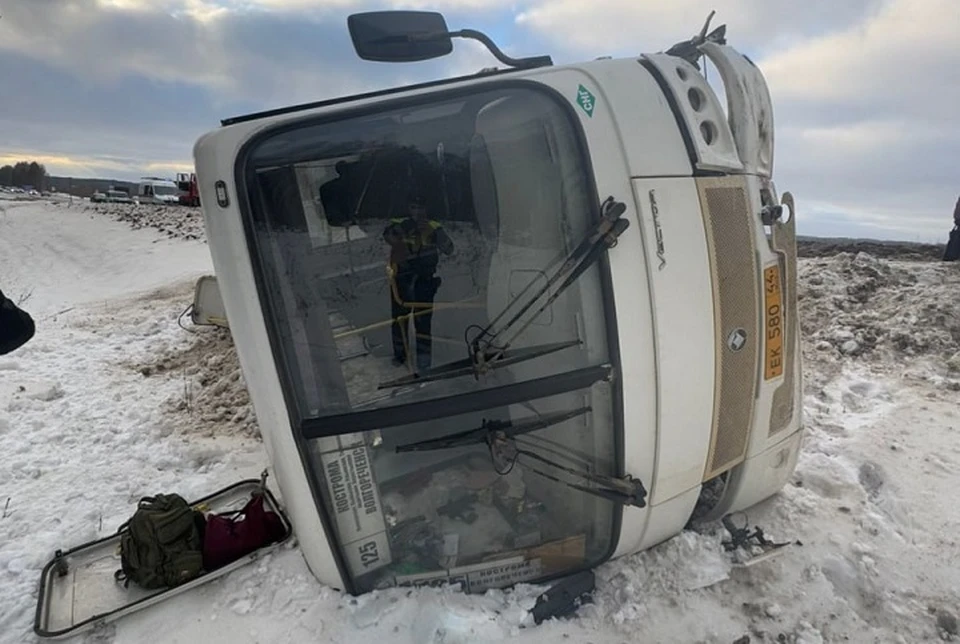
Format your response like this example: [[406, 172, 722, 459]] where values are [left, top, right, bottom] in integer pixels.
[[0, 0, 957, 241]]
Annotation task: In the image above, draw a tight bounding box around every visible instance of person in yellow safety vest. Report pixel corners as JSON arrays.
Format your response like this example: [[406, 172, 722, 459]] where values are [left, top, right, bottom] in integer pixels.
[[383, 193, 455, 370]]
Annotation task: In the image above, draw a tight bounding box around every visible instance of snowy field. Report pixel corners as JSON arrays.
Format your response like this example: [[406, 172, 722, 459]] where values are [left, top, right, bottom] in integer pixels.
[[1, 197, 959, 644]]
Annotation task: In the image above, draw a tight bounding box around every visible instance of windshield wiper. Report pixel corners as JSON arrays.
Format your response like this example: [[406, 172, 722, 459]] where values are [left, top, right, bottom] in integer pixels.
[[394, 405, 591, 453], [375, 196, 628, 391], [377, 339, 581, 389], [393, 403, 648, 508], [468, 196, 628, 373], [491, 437, 646, 507], [516, 446, 648, 507]]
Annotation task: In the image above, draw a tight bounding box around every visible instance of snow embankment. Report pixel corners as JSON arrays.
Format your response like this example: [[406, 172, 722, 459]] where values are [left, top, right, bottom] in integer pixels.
[[1, 201, 959, 643], [800, 250, 960, 368], [85, 201, 207, 242], [0, 200, 212, 318], [134, 326, 258, 438]]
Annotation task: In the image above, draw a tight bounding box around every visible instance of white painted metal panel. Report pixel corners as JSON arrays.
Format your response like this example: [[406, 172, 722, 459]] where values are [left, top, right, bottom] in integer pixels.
[[631, 178, 715, 505], [636, 486, 701, 551], [566, 60, 691, 178]]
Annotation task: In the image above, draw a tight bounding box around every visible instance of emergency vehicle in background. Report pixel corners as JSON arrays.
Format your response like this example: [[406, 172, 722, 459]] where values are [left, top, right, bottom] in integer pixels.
[[176, 172, 201, 207]]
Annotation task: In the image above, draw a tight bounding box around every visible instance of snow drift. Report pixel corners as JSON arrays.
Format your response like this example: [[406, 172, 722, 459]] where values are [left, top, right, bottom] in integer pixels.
[[1, 198, 958, 643]]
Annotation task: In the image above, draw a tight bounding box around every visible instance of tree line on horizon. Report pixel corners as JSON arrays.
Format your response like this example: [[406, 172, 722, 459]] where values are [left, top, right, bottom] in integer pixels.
[[0, 161, 50, 190]]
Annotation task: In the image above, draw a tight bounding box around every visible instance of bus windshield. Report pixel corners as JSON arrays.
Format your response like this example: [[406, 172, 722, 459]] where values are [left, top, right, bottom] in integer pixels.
[[239, 85, 622, 593]]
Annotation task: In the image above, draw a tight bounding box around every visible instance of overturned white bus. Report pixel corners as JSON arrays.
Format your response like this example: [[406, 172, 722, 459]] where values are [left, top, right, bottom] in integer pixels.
[[191, 11, 802, 595]]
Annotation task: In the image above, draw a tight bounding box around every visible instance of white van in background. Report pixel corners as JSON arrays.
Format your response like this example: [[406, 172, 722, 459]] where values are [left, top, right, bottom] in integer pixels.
[[135, 177, 181, 205]]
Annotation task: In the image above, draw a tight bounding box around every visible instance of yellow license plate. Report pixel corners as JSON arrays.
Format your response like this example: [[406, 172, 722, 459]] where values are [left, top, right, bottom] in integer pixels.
[[763, 264, 784, 380]]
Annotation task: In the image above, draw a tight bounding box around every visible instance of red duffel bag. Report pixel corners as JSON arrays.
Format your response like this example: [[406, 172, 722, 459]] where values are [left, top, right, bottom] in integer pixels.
[[202, 493, 287, 571]]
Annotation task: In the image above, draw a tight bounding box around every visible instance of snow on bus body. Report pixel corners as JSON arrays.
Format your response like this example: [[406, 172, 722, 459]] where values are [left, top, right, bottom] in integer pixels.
[[191, 11, 802, 596]]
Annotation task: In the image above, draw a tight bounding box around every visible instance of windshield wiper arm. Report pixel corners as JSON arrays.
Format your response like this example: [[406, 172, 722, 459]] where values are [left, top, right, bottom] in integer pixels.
[[377, 339, 581, 390], [394, 404, 648, 508], [394, 405, 591, 453], [396, 405, 647, 507], [487, 435, 647, 507], [377, 197, 626, 391], [469, 196, 629, 373], [513, 446, 647, 507]]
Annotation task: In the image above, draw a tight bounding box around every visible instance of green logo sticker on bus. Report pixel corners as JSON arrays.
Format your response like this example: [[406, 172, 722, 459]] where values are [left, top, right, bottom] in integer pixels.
[[576, 84, 596, 117]]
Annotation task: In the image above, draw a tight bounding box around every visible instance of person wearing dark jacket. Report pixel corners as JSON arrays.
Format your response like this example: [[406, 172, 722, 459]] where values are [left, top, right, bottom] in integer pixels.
[[944, 195, 960, 262], [383, 194, 455, 371], [0, 289, 35, 355]]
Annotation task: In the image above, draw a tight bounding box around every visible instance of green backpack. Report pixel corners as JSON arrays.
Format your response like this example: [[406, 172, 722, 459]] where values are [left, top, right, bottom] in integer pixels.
[[114, 494, 206, 590]]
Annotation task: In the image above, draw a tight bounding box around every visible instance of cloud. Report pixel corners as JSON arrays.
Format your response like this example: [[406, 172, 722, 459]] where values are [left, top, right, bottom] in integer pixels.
[[757, 0, 960, 240], [0, 47, 226, 180], [1, 0, 957, 241], [0, 151, 193, 180], [0, 0, 499, 180], [0, 1, 503, 103], [760, 0, 960, 133], [800, 199, 948, 243], [515, 0, 959, 240], [515, 0, 884, 58]]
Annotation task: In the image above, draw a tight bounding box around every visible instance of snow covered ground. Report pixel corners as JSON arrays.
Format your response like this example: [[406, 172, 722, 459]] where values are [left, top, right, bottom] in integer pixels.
[[1, 198, 959, 644]]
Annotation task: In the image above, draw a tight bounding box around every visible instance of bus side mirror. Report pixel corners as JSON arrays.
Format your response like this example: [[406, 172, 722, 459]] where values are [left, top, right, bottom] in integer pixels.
[[191, 276, 228, 328], [347, 11, 453, 62]]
